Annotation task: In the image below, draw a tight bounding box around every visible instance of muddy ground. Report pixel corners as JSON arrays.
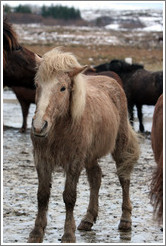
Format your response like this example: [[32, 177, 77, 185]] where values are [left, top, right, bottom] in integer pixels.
[[3, 93, 163, 244]]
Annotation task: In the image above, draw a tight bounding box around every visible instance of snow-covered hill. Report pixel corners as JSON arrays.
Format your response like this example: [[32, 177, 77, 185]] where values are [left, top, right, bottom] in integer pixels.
[[81, 8, 163, 32]]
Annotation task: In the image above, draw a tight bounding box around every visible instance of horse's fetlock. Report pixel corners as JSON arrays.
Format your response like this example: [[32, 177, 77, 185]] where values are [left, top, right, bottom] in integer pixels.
[[122, 204, 132, 212]]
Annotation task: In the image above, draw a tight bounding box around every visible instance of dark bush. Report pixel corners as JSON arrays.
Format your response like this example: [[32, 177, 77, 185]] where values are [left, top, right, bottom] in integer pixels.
[[14, 4, 32, 14], [41, 4, 81, 20]]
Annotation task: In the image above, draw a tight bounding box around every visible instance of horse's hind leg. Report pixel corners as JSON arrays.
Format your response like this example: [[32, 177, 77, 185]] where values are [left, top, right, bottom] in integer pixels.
[[78, 161, 102, 231], [113, 123, 139, 231], [118, 177, 132, 230], [128, 102, 134, 126], [137, 104, 144, 132], [28, 167, 52, 243]]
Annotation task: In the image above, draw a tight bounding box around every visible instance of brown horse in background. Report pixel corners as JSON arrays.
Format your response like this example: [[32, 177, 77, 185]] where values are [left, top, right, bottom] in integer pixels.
[[28, 47, 139, 243], [3, 18, 37, 132], [84, 67, 123, 88], [150, 94, 163, 223]]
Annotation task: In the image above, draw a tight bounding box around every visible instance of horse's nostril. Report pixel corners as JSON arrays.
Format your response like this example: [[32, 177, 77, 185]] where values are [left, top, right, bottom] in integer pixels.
[[42, 120, 48, 131], [32, 118, 35, 129]]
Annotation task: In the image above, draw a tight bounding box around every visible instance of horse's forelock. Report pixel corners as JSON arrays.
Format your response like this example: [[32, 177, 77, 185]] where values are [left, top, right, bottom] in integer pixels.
[[37, 48, 82, 82]]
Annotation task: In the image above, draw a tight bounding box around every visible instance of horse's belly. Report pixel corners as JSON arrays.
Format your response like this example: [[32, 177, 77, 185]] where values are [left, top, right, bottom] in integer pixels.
[[87, 110, 120, 160]]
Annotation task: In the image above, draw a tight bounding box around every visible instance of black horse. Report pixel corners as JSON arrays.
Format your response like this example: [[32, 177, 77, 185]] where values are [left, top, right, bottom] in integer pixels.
[[94, 60, 163, 132]]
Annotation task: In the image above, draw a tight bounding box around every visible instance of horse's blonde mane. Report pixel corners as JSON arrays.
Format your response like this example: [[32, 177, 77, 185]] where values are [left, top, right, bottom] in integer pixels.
[[71, 73, 86, 121], [36, 47, 83, 81]]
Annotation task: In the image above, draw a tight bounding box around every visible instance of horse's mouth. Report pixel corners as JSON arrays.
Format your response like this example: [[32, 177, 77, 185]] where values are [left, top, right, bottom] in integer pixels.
[[34, 134, 46, 138], [32, 132, 48, 138]]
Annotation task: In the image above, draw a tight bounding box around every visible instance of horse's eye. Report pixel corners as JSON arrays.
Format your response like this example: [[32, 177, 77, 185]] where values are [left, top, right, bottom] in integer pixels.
[[35, 83, 38, 88], [60, 86, 66, 92]]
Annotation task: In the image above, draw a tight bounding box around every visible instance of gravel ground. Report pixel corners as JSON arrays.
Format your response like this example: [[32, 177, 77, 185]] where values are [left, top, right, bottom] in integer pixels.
[[3, 91, 163, 244]]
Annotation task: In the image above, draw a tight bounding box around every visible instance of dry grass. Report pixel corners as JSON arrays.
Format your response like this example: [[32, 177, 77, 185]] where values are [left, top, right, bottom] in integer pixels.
[[21, 25, 163, 71], [26, 43, 163, 71]]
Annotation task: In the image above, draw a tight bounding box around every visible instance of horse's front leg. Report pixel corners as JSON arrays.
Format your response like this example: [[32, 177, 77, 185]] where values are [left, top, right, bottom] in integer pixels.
[[18, 100, 30, 133], [78, 161, 102, 231], [28, 167, 52, 243], [61, 166, 82, 243]]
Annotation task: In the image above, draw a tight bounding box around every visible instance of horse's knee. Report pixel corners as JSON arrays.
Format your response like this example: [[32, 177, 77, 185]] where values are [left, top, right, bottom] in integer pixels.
[[86, 164, 102, 188], [37, 178, 51, 209], [37, 189, 50, 208], [63, 189, 76, 207]]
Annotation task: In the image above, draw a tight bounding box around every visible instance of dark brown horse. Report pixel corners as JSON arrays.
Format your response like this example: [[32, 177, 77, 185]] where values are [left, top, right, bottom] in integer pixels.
[[150, 94, 163, 223], [3, 18, 37, 132], [94, 60, 163, 132]]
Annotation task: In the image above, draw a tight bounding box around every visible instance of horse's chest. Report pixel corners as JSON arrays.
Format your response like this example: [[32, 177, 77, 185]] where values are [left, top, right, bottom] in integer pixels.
[[34, 133, 85, 168]]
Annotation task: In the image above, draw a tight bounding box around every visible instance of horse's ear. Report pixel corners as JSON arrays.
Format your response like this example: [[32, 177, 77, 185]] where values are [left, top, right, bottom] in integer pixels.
[[35, 54, 43, 68], [89, 66, 96, 72], [68, 65, 88, 78]]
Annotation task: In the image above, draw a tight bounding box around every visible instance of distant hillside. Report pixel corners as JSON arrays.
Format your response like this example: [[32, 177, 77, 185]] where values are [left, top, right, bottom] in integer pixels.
[[4, 5, 163, 32]]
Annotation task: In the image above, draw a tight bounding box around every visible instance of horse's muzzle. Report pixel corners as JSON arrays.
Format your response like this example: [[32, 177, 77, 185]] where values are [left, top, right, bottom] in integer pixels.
[[31, 118, 48, 137]]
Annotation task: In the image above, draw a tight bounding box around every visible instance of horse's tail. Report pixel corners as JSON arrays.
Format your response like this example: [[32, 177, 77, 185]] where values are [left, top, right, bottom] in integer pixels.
[[113, 122, 140, 179], [150, 151, 163, 223]]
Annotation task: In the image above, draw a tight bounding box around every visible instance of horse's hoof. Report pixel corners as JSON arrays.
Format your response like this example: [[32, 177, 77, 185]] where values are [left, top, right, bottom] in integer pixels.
[[28, 236, 43, 243], [77, 220, 93, 231], [61, 232, 76, 243], [118, 219, 132, 231], [28, 229, 44, 243], [19, 128, 26, 133]]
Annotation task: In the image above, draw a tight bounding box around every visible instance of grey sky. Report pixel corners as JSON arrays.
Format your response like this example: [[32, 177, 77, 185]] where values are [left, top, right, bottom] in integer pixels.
[[2, 1, 164, 10]]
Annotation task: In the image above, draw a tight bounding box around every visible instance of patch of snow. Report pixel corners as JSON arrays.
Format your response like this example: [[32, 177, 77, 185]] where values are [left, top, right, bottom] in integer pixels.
[[142, 24, 163, 32], [105, 24, 120, 30]]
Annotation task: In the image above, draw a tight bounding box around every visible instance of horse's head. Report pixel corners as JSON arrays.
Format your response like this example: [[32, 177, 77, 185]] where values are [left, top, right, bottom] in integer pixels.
[[94, 62, 110, 72], [109, 59, 144, 73], [3, 18, 39, 89], [32, 48, 87, 138]]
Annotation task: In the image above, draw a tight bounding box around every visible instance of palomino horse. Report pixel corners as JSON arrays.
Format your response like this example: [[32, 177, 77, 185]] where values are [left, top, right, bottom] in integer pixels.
[[28, 47, 139, 243], [150, 94, 163, 223], [94, 60, 163, 132], [3, 18, 37, 132]]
